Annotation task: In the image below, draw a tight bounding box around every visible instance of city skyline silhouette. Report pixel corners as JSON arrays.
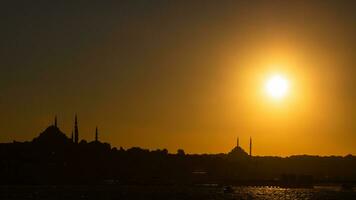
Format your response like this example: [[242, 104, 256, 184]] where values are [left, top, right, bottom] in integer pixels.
[[1, 1, 356, 199], [0, 115, 355, 190]]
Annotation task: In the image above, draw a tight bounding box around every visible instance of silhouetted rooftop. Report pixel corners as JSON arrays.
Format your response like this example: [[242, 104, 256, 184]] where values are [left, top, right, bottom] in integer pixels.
[[32, 125, 71, 145], [228, 146, 249, 158]]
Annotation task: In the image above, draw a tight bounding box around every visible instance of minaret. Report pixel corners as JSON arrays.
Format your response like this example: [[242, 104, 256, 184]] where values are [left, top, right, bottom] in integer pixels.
[[249, 137, 252, 157], [71, 130, 74, 142], [54, 115, 57, 127], [74, 114, 79, 144], [95, 126, 98, 142], [236, 137, 239, 148]]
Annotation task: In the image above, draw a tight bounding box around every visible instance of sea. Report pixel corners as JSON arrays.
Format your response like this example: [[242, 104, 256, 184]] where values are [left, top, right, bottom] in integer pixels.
[[0, 185, 355, 200]]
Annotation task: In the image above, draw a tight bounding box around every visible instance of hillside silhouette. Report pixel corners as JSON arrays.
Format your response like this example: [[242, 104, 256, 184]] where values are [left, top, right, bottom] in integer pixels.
[[0, 118, 355, 186]]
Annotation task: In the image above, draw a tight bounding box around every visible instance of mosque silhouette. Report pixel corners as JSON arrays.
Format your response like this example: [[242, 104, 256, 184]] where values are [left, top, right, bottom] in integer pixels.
[[32, 115, 104, 147], [33, 115, 254, 158]]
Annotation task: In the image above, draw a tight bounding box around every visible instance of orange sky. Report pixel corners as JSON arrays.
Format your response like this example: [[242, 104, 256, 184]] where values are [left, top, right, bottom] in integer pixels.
[[0, 1, 355, 156]]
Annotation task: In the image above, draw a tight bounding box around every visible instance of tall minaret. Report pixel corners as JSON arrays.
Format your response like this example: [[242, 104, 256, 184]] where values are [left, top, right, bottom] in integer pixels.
[[95, 126, 98, 142], [249, 137, 252, 156], [54, 115, 58, 127], [74, 114, 79, 144], [236, 137, 239, 148]]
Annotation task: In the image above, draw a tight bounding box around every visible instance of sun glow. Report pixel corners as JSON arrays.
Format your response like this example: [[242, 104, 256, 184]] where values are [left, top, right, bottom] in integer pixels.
[[265, 74, 289, 99]]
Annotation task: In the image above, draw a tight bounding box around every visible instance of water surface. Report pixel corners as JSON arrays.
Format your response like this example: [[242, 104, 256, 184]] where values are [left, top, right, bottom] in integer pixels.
[[0, 185, 354, 200]]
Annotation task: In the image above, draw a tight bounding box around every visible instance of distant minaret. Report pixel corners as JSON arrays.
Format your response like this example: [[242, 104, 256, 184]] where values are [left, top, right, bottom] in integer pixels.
[[71, 130, 74, 142], [95, 126, 98, 142], [236, 137, 239, 148], [249, 137, 252, 156], [54, 115, 57, 127], [74, 115, 79, 144]]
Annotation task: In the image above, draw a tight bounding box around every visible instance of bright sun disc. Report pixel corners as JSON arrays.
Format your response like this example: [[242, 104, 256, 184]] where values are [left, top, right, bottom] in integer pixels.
[[265, 75, 289, 99]]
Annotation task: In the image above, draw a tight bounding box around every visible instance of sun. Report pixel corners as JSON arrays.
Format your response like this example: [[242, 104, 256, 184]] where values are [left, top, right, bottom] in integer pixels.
[[265, 74, 289, 99]]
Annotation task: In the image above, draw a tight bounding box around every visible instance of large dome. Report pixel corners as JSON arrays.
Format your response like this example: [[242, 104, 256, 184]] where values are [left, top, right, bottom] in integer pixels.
[[228, 146, 249, 158], [32, 125, 71, 145]]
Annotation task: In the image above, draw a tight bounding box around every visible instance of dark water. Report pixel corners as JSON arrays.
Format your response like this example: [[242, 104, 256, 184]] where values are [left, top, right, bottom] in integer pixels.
[[0, 185, 354, 200]]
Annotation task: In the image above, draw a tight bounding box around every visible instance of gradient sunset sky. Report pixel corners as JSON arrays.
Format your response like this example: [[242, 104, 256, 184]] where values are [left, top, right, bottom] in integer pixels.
[[1, 1, 355, 156]]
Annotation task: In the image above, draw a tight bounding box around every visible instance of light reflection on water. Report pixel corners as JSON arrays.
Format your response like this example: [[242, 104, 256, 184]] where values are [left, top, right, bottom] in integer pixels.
[[0, 185, 354, 200], [230, 186, 355, 200]]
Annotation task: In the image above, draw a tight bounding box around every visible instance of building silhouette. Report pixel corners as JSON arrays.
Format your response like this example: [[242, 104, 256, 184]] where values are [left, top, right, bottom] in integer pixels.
[[54, 115, 58, 128], [32, 122, 71, 145], [74, 114, 79, 144], [228, 136, 249, 158], [95, 126, 99, 142], [249, 137, 252, 156]]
